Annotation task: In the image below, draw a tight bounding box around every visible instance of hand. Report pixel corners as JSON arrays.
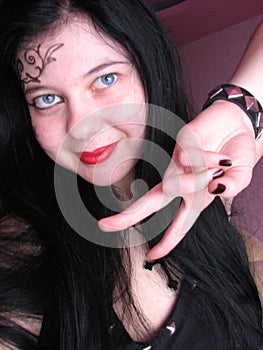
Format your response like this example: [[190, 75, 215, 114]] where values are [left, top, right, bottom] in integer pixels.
[[99, 101, 256, 259]]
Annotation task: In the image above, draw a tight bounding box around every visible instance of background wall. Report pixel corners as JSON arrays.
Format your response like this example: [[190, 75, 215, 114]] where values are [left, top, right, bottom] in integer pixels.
[[177, 14, 263, 113]]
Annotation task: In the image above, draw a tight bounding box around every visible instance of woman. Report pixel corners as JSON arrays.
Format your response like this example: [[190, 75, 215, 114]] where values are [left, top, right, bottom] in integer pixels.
[[0, 1, 262, 349]]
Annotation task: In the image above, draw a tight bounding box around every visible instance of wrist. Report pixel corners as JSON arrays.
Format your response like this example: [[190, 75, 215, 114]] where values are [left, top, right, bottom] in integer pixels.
[[230, 79, 263, 111], [202, 84, 263, 140], [211, 100, 255, 137], [204, 100, 256, 140]]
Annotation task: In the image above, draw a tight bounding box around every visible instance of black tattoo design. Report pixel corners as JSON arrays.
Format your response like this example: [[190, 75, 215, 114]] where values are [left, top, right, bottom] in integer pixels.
[[17, 43, 64, 84]]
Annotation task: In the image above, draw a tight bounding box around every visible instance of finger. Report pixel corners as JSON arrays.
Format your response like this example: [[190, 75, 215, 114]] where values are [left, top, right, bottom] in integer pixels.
[[147, 191, 213, 260], [147, 201, 193, 260], [175, 147, 233, 168], [163, 167, 224, 198], [208, 165, 253, 197], [98, 182, 171, 232], [99, 168, 221, 231]]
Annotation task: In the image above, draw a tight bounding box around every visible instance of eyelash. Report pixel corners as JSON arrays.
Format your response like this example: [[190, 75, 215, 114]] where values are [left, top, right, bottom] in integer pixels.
[[29, 73, 119, 110]]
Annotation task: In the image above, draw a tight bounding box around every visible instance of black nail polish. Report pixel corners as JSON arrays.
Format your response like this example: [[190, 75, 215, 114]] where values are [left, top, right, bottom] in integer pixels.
[[219, 159, 232, 167], [212, 183, 226, 195], [213, 169, 224, 179]]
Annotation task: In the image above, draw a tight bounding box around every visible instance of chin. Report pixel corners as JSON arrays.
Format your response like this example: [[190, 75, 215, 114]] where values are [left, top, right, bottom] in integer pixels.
[[86, 167, 134, 188]]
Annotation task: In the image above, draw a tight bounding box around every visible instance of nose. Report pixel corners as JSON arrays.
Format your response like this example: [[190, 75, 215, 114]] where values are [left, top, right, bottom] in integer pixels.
[[66, 96, 105, 140]]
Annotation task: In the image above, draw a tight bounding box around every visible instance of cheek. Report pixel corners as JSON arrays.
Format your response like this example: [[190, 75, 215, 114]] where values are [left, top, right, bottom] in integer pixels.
[[122, 123, 146, 141], [122, 104, 147, 138], [129, 70, 145, 101], [31, 120, 62, 155]]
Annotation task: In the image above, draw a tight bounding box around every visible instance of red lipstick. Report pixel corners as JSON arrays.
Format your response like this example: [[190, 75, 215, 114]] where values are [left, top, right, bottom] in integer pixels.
[[80, 142, 118, 165]]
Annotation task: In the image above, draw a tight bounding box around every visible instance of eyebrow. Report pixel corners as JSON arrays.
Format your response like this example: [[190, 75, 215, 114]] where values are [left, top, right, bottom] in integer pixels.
[[24, 60, 130, 96], [85, 60, 129, 76]]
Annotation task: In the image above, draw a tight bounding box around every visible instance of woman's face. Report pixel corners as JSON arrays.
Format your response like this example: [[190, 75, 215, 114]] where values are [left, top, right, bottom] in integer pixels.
[[18, 18, 146, 187]]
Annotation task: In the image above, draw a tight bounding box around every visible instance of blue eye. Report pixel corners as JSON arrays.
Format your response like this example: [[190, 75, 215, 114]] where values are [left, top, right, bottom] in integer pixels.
[[33, 94, 63, 109], [94, 73, 118, 89]]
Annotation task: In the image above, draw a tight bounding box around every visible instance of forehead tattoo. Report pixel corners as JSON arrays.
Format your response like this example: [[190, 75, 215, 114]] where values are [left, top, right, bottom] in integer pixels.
[[17, 43, 64, 85]]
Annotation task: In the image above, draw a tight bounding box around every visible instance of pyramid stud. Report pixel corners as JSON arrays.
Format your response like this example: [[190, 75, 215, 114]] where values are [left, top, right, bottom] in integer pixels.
[[225, 86, 243, 98], [258, 112, 263, 129], [108, 323, 116, 333], [244, 95, 259, 112], [203, 84, 263, 140], [209, 86, 223, 99], [166, 321, 176, 336]]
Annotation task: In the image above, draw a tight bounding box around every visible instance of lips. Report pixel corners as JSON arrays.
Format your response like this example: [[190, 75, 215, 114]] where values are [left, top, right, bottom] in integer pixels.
[[79, 142, 118, 165]]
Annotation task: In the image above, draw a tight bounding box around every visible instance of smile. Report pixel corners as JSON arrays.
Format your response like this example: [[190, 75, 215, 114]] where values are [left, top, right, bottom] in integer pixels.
[[79, 142, 118, 165]]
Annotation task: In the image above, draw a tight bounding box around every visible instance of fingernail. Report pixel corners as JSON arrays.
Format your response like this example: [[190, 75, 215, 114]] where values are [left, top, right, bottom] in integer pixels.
[[211, 183, 226, 194], [219, 159, 232, 166], [213, 169, 224, 179]]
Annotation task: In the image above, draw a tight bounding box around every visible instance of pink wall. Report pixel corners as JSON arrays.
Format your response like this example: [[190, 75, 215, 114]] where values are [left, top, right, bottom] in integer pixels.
[[158, 0, 263, 47], [177, 15, 263, 243], [177, 14, 263, 113]]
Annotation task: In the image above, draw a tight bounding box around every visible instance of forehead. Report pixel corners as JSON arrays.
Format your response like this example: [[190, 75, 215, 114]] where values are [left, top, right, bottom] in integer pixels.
[[17, 16, 129, 83]]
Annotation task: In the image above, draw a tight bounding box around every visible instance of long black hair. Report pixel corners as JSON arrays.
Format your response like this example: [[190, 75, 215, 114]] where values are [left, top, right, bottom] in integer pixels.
[[0, 0, 262, 349]]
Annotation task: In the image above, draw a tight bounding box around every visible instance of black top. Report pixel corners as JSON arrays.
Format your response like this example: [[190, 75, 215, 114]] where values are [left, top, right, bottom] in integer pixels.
[[108, 281, 215, 349], [39, 279, 261, 349], [108, 280, 261, 350]]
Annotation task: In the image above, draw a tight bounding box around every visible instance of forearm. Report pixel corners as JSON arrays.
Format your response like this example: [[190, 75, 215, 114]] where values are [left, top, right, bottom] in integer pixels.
[[230, 20, 263, 162]]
